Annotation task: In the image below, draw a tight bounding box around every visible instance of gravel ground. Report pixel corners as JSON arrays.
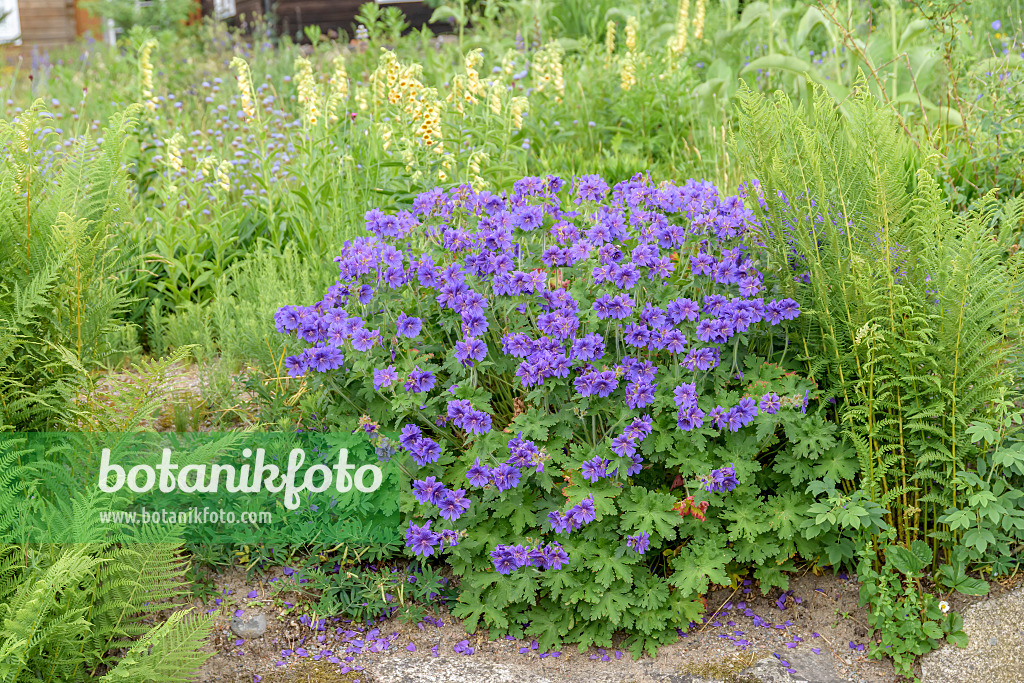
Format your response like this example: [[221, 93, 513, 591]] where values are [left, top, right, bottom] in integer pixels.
[[192, 567, 895, 683]]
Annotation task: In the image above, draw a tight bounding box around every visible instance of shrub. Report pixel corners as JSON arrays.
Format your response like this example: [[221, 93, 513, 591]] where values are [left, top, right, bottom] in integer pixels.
[[275, 173, 860, 655]]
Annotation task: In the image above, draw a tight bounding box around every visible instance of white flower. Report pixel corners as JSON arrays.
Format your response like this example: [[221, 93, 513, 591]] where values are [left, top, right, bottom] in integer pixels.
[[939, 600, 950, 614]]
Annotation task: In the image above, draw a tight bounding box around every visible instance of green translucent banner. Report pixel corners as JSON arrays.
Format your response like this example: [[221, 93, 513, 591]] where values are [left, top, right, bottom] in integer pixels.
[[0, 432, 402, 545]]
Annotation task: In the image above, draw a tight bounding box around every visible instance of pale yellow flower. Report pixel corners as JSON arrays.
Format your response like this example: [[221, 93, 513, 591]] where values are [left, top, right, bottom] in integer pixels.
[[294, 56, 321, 127], [464, 48, 485, 96], [534, 43, 565, 101], [138, 39, 158, 111], [667, 0, 690, 60], [164, 133, 184, 174], [230, 57, 258, 122], [625, 16, 638, 52], [694, 0, 706, 40], [488, 80, 503, 115], [327, 54, 349, 122], [510, 96, 528, 130], [216, 160, 231, 192], [620, 53, 637, 91]]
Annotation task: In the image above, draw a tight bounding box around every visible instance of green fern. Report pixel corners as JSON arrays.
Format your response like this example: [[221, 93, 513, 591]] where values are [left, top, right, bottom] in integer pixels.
[[0, 102, 140, 430], [737, 80, 1024, 559]]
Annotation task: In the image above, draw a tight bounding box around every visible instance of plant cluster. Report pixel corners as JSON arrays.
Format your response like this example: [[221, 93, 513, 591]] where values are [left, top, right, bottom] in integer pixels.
[[272, 172, 866, 655]]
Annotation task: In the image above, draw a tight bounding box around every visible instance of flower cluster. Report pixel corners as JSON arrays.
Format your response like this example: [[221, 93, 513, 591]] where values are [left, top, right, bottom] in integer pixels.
[[546, 495, 597, 533], [412, 477, 472, 521], [626, 531, 651, 554], [490, 542, 569, 574], [404, 520, 461, 557], [275, 172, 803, 577], [701, 465, 739, 493]]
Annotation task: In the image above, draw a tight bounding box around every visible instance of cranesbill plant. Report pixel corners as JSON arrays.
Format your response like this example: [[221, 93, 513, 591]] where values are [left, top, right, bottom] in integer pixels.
[[277, 173, 831, 656]]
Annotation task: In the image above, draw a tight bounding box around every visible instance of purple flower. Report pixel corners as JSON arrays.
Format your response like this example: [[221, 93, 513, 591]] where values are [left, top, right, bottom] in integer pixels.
[[412, 477, 447, 505], [703, 465, 739, 493], [569, 496, 597, 525], [491, 463, 521, 491], [405, 367, 436, 393], [673, 382, 698, 407], [405, 521, 439, 557], [548, 510, 574, 533], [676, 404, 705, 431], [396, 312, 423, 338], [610, 433, 636, 458], [437, 489, 471, 521], [759, 392, 781, 415], [576, 174, 609, 201], [490, 546, 518, 574], [351, 327, 380, 352], [543, 542, 569, 569], [626, 531, 650, 554], [466, 458, 491, 487], [373, 365, 397, 390], [358, 284, 373, 304], [580, 456, 608, 482], [453, 337, 487, 366]]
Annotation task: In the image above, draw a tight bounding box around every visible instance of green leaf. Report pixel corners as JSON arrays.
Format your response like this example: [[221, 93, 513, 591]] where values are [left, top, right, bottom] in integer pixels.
[[886, 545, 926, 576], [740, 54, 814, 78], [586, 588, 631, 625], [946, 631, 968, 648], [618, 488, 679, 540], [524, 601, 573, 651], [590, 552, 634, 588], [669, 537, 734, 596]]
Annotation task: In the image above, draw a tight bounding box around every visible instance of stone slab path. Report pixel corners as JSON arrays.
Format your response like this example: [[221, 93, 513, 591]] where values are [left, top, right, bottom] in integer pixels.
[[921, 586, 1024, 683], [365, 646, 855, 683]]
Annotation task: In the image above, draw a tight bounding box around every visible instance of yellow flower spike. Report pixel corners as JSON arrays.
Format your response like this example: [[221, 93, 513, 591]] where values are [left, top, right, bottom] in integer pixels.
[[620, 52, 637, 91], [354, 86, 368, 111], [230, 56, 258, 122], [216, 160, 231, 192], [488, 80, 503, 115], [501, 49, 518, 78], [327, 54, 349, 122], [294, 56, 321, 128], [667, 0, 690, 63], [534, 43, 565, 101], [446, 75, 468, 114], [464, 48, 485, 96], [469, 150, 488, 175], [163, 133, 184, 174], [510, 96, 528, 130], [138, 39, 158, 112], [693, 0, 706, 40], [625, 16, 638, 52], [330, 54, 349, 98]]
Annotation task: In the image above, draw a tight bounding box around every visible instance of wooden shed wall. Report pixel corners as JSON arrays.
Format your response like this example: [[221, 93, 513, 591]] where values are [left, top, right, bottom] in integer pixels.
[[208, 0, 435, 39], [17, 0, 76, 48]]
